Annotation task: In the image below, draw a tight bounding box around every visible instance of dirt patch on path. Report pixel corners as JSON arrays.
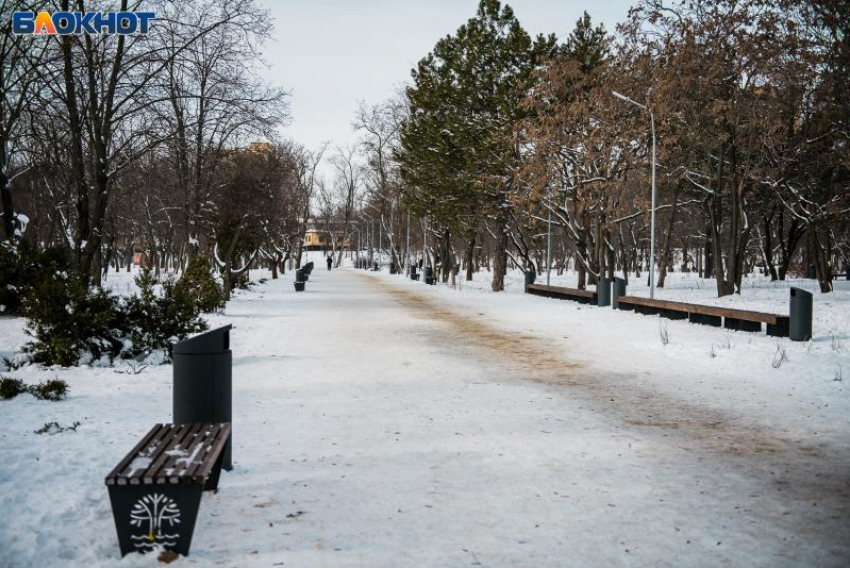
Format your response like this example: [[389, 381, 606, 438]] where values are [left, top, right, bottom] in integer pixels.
[[363, 273, 770, 450], [357, 271, 850, 538]]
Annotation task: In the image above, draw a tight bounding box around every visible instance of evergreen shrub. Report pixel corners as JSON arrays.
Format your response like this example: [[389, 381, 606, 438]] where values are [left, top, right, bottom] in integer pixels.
[[174, 256, 225, 313]]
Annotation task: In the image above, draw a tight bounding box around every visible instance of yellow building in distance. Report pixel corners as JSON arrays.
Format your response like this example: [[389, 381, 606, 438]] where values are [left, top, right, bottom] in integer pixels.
[[303, 221, 353, 251]]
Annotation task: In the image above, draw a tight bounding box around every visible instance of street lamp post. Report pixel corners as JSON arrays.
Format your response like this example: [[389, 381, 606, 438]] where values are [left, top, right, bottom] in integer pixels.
[[546, 186, 552, 286], [613, 90, 657, 299], [390, 202, 395, 270], [406, 212, 411, 272]]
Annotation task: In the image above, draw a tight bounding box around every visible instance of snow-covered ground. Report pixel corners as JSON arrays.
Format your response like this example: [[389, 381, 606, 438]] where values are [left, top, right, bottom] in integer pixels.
[[432, 264, 850, 340], [1, 261, 848, 566]]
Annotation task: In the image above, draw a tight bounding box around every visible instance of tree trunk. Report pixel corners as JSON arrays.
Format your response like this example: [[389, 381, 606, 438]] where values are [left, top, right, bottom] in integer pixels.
[[809, 222, 834, 293], [60, 23, 90, 282], [706, 196, 731, 296], [762, 206, 779, 280], [576, 242, 588, 290], [465, 234, 476, 281], [441, 229, 452, 282], [492, 214, 509, 292], [605, 227, 615, 281], [102, 235, 116, 281], [657, 184, 681, 288], [0, 160, 15, 241], [778, 215, 804, 281], [223, 268, 233, 302], [588, 216, 599, 286]]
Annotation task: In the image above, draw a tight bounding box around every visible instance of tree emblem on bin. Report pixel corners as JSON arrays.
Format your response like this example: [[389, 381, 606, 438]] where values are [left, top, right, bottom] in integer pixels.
[[129, 493, 181, 550]]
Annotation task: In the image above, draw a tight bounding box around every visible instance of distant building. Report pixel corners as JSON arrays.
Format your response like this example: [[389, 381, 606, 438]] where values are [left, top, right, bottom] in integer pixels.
[[247, 142, 274, 154], [303, 228, 330, 250], [133, 251, 151, 267], [302, 220, 353, 251]]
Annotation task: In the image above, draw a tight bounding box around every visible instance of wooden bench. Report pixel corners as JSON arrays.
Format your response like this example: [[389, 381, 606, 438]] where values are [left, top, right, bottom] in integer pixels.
[[616, 296, 790, 337], [526, 283, 598, 305], [105, 422, 231, 557]]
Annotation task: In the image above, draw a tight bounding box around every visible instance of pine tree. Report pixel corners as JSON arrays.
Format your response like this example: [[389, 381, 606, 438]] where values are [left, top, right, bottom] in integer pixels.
[[397, 0, 558, 291]]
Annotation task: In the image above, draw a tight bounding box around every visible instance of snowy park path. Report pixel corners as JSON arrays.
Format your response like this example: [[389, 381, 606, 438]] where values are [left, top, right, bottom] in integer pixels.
[[211, 267, 849, 567], [1, 265, 848, 567]]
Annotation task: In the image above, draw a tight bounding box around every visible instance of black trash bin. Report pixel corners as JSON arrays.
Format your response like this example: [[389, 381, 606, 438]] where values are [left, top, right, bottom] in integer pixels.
[[597, 277, 611, 307], [424, 266, 434, 285], [173, 325, 233, 470], [524, 269, 536, 292], [612, 277, 627, 309], [790, 287, 812, 341]]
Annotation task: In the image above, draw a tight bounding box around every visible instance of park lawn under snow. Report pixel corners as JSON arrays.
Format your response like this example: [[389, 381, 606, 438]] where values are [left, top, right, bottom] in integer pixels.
[[0, 256, 848, 567], [375, 263, 850, 427]]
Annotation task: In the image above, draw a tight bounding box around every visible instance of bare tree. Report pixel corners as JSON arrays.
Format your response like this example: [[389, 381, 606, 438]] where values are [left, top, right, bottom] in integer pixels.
[[0, 1, 50, 241], [330, 146, 362, 267]]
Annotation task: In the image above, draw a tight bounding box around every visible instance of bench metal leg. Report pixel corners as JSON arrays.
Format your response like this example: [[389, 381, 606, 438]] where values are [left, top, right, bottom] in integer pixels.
[[767, 321, 790, 338], [108, 484, 204, 557], [688, 313, 721, 327], [724, 317, 762, 333], [204, 445, 226, 493]]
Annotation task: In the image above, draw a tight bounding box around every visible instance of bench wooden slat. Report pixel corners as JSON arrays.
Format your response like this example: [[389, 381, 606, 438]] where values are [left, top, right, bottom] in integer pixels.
[[115, 424, 177, 485], [104, 424, 163, 486], [127, 423, 190, 484], [527, 283, 597, 299], [143, 423, 206, 484], [157, 424, 212, 484], [106, 422, 231, 487], [184, 423, 231, 484], [618, 295, 788, 325], [168, 423, 225, 484]]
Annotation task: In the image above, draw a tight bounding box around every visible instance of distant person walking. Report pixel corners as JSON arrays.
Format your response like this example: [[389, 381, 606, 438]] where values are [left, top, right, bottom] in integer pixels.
[[327, 254, 333, 271]]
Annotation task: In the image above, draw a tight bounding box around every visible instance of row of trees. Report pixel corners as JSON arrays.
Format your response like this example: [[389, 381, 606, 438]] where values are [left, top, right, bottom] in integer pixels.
[[3, 0, 847, 302], [319, 0, 848, 296], [1, 0, 326, 301]]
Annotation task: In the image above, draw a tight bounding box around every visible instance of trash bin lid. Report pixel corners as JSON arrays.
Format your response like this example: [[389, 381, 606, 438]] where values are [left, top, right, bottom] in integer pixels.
[[174, 324, 232, 354], [790, 287, 813, 299]]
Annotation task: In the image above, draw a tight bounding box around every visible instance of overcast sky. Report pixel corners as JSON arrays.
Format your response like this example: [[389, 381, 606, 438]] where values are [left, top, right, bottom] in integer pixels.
[[256, 0, 636, 172]]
